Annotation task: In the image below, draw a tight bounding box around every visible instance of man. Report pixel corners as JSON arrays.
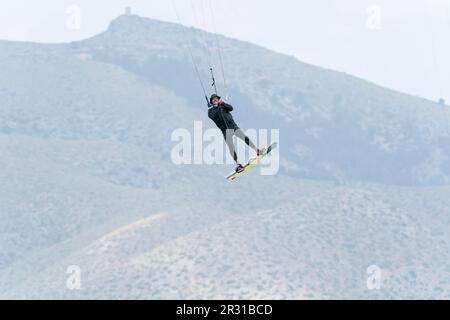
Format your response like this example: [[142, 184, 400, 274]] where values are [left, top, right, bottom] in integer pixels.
[[207, 94, 264, 172]]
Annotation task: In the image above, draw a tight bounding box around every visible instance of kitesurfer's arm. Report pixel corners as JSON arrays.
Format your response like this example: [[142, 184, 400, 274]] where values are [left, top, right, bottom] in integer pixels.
[[222, 102, 233, 112]]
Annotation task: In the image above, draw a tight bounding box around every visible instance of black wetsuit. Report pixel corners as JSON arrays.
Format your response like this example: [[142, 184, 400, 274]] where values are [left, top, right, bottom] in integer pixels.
[[208, 103, 256, 162], [207, 102, 238, 131]]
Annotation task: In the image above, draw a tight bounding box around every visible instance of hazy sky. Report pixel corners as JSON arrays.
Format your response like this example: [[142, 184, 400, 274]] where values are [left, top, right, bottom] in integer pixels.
[[0, 0, 449, 102]]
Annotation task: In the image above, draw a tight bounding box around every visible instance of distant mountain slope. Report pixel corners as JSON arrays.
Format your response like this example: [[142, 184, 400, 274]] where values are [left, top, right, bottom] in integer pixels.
[[1, 14, 450, 300], [1, 15, 449, 185], [0, 131, 326, 274], [3, 185, 449, 299], [79, 15, 450, 185]]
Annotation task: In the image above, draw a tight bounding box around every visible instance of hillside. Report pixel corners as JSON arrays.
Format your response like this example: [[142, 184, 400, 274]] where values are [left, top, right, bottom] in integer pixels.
[[0, 14, 449, 299], [2, 185, 449, 299]]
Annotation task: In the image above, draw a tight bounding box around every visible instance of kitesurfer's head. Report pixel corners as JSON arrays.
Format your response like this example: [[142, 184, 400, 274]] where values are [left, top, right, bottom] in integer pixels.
[[210, 94, 221, 107]]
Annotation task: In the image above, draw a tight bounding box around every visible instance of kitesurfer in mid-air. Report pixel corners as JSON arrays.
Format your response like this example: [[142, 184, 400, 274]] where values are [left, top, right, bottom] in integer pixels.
[[207, 94, 264, 173]]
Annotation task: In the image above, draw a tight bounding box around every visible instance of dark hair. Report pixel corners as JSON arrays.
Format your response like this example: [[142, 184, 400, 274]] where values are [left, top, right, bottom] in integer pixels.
[[210, 94, 221, 104]]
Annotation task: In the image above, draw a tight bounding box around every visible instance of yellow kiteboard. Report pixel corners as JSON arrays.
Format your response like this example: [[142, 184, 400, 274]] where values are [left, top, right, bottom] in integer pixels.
[[226, 142, 278, 181]]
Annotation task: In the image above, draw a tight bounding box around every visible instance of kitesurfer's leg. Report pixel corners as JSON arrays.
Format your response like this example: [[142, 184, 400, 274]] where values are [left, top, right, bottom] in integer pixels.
[[234, 128, 257, 150], [234, 129, 266, 156], [223, 129, 245, 173], [223, 129, 239, 163]]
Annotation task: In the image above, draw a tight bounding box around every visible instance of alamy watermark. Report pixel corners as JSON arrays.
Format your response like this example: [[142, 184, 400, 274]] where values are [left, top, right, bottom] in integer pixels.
[[366, 5, 382, 30], [366, 264, 382, 290], [171, 121, 280, 176], [66, 5, 81, 30], [66, 265, 81, 290]]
